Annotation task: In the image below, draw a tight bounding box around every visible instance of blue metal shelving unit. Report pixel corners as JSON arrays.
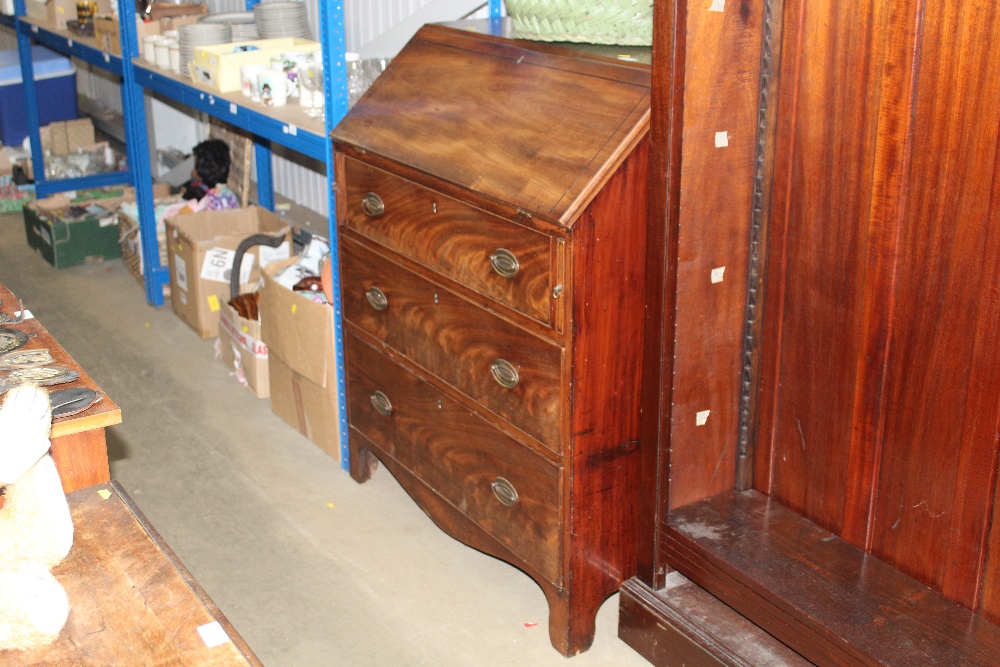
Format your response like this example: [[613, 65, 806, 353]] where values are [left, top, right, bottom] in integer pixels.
[[11, 6, 136, 200], [10, 0, 503, 471], [318, 0, 349, 470]]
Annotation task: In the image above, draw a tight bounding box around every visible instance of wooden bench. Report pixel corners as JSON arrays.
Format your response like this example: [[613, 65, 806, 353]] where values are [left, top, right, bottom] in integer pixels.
[[1, 281, 120, 493], [5, 482, 262, 666]]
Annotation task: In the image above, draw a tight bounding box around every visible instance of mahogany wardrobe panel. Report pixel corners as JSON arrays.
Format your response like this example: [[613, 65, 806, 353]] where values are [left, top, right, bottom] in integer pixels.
[[620, 0, 1000, 665]]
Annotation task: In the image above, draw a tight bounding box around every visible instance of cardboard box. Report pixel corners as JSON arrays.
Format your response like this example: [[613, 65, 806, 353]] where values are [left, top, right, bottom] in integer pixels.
[[149, 3, 206, 20], [24, 195, 120, 268], [190, 38, 320, 92], [218, 299, 270, 398], [25, 0, 79, 29], [160, 13, 205, 32], [260, 256, 341, 459], [22, 118, 97, 180], [23, 184, 171, 268], [40, 118, 94, 156], [165, 206, 292, 339], [93, 15, 145, 57], [94, 13, 203, 56]]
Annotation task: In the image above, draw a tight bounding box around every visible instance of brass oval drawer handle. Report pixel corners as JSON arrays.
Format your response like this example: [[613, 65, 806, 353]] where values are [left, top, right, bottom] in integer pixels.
[[365, 286, 388, 311], [491, 477, 519, 507], [489, 248, 520, 279], [361, 192, 385, 218], [490, 359, 519, 390], [370, 390, 393, 417]]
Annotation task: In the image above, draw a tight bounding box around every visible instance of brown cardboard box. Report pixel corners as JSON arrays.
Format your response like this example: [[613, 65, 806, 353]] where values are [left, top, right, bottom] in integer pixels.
[[94, 13, 201, 56], [159, 12, 205, 31], [23, 183, 168, 268], [26, 0, 78, 29], [32, 182, 168, 214], [165, 206, 292, 339], [41, 118, 94, 156], [218, 299, 270, 398], [260, 256, 341, 459], [20, 119, 102, 181], [95, 15, 159, 57], [47, 0, 74, 28], [149, 3, 206, 21]]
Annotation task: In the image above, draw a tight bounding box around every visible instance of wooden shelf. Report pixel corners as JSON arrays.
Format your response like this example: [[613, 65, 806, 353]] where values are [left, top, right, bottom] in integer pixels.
[[665, 491, 1000, 667], [132, 60, 328, 162], [14, 482, 263, 666]]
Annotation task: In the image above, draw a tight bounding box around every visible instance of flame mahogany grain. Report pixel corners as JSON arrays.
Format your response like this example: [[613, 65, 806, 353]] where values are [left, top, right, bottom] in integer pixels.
[[623, 0, 1000, 664], [332, 25, 651, 656]]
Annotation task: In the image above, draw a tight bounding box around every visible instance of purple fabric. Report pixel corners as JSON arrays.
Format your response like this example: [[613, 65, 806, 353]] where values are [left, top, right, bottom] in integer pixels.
[[203, 185, 239, 211]]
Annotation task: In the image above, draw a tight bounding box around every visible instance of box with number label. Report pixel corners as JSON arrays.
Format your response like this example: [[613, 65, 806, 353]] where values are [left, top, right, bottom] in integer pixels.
[[165, 206, 291, 339]]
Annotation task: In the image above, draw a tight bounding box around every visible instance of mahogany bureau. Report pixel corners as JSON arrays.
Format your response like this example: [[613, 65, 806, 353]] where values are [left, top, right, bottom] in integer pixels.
[[331, 24, 650, 656]]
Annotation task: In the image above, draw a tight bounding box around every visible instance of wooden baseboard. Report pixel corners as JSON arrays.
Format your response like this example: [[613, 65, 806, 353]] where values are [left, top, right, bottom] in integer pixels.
[[619, 574, 809, 667], [664, 490, 1000, 667]]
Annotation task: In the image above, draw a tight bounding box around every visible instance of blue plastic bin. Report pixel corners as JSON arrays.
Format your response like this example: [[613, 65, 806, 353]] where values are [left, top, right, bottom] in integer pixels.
[[0, 45, 78, 147]]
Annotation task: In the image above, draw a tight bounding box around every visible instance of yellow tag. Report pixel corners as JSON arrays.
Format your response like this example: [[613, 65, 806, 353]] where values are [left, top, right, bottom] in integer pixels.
[[176, 243, 183, 253], [326, 503, 334, 508], [291, 303, 297, 314], [242, 325, 249, 333], [97, 489, 112, 500], [207, 294, 220, 312]]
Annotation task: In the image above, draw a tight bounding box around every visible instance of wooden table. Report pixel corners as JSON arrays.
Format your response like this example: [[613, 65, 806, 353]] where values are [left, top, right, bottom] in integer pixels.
[[2, 482, 262, 666], [0, 282, 120, 492]]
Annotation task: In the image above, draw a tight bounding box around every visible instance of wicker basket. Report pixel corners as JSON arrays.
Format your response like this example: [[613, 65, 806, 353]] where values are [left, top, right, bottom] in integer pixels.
[[118, 121, 251, 295], [118, 206, 171, 297], [208, 119, 252, 206], [505, 0, 653, 46]]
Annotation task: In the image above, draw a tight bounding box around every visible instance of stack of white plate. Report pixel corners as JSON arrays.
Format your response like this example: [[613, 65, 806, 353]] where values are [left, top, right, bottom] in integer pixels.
[[253, 1, 311, 39], [178, 23, 233, 79], [200, 12, 259, 41]]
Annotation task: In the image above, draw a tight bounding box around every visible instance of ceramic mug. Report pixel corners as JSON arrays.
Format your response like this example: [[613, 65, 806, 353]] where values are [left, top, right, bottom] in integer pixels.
[[154, 38, 172, 70], [241, 64, 266, 99], [169, 43, 180, 74], [142, 35, 158, 64], [280, 51, 307, 98], [257, 70, 288, 107]]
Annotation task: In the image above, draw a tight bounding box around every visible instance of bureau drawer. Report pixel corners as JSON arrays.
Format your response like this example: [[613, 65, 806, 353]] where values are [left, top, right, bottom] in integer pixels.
[[343, 158, 558, 327], [341, 238, 563, 453], [347, 333, 562, 585]]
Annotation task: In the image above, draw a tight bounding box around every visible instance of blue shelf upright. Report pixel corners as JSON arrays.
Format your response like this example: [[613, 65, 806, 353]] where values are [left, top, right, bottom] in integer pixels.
[[117, 0, 167, 305], [12, 5, 134, 200], [319, 0, 349, 469]]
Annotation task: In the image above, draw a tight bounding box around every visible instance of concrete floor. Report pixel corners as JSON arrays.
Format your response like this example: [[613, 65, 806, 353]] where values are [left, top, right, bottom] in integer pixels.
[[0, 211, 651, 667]]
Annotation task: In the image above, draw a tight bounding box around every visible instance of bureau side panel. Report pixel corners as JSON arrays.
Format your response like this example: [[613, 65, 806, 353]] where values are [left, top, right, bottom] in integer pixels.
[[562, 139, 649, 649]]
